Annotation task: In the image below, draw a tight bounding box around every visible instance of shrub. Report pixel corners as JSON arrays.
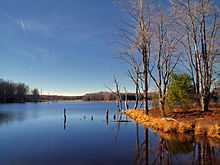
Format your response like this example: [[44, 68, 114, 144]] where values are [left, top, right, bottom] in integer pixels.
[[166, 73, 194, 111]]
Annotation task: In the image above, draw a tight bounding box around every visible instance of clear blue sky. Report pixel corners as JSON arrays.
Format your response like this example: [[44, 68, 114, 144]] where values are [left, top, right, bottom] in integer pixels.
[[0, 0, 134, 96]]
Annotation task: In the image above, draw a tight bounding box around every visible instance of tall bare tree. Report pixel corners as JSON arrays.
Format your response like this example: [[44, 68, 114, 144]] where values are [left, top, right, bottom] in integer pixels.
[[120, 50, 142, 109], [137, 0, 152, 114], [119, 0, 152, 114], [148, 10, 181, 116], [171, 0, 220, 111]]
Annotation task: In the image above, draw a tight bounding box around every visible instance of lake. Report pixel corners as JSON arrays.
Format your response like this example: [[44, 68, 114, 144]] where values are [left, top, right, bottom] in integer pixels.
[[0, 102, 219, 165]]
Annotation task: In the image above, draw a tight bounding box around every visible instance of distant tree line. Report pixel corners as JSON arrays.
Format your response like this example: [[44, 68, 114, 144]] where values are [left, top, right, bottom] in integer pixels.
[[82, 91, 157, 101], [82, 92, 137, 101], [40, 95, 82, 101], [0, 79, 40, 103], [39, 92, 158, 102]]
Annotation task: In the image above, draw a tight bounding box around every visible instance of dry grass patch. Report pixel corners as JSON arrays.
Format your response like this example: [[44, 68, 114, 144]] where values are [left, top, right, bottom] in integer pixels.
[[195, 123, 206, 135], [207, 124, 220, 139], [177, 122, 194, 133], [125, 109, 220, 140]]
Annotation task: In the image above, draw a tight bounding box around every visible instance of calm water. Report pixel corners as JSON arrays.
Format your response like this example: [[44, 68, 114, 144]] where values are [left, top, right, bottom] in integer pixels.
[[0, 102, 219, 165]]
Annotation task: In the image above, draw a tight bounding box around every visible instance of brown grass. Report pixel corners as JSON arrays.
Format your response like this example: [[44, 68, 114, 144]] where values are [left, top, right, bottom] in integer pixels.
[[125, 109, 220, 140], [207, 124, 220, 139], [195, 123, 206, 135]]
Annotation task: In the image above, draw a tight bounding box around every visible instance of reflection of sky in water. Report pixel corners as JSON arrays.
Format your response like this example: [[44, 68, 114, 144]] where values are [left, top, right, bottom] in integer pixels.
[[0, 102, 219, 165]]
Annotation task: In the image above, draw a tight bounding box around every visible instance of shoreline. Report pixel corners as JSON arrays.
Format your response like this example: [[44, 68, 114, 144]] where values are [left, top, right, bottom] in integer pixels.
[[0, 100, 139, 104], [125, 109, 220, 140]]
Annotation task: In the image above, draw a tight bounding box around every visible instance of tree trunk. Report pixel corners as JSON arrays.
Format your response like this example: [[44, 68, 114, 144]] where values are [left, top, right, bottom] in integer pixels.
[[160, 99, 166, 117], [134, 82, 139, 109], [143, 54, 149, 115], [201, 95, 209, 112], [124, 88, 129, 110], [195, 55, 201, 106], [144, 71, 149, 115], [159, 92, 166, 117]]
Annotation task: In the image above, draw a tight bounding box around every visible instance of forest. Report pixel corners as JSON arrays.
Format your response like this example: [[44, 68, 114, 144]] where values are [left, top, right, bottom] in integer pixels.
[[0, 79, 40, 103]]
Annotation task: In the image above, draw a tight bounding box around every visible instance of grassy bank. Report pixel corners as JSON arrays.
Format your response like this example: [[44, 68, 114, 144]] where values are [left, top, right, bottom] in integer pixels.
[[125, 109, 220, 140]]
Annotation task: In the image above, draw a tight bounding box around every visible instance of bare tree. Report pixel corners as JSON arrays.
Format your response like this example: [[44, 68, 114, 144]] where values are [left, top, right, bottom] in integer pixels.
[[137, 0, 152, 115], [120, 50, 142, 109], [171, 0, 220, 111], [124, 87, 129, 110], [114, 76, 123, 111], [118, 0, 152, 114], [128, 68, 142, 109], [180, 32, 198, 100], [107, 76, 123, 111], [148, 10, 181, 116]]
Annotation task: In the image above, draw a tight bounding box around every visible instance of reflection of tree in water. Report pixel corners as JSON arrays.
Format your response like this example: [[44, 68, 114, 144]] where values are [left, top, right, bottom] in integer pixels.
[[134, 126, 219, 165], [134, 126, 149, 165], [112, 111, 130, 143], [112, 112, 122, 143], [152, 136, 218, 165], [0, 109, 40, 125], [149, 137, 172, 165], [0, 112, 15, 125], [167, 140, 193, 155], [134, 124, 141, 164], [192, 137, 218, 165], [152, 138, 193, 164]]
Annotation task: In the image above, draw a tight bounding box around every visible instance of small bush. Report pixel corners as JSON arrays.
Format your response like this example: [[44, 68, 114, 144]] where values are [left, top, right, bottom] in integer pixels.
[[166, 73, 194, 111]]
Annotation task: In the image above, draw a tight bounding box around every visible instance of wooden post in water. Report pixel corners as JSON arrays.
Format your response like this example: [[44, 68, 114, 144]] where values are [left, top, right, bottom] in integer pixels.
[[113, 114, 116, 121], [105, 109, 109, 126], [64, 108, 67, 130], [106, 109, 109, 120]]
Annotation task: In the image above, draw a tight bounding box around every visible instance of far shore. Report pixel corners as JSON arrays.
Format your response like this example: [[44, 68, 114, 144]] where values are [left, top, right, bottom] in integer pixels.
[[0, 100, 141, 104]]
